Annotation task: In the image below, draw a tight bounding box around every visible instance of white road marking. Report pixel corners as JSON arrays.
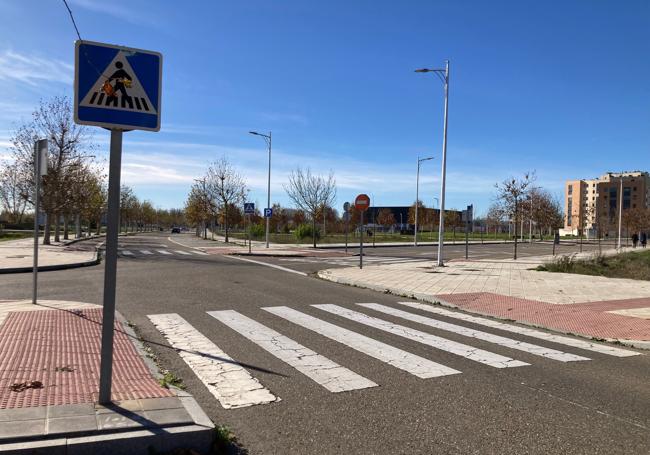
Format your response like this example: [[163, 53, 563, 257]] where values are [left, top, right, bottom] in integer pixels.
[[263, 306, 460, 379], [190, 250, 209, 255], [157, 249, 172, 255], [228, 255, 308, 276], [147, 313, 279, 409], [314, 305, 529, 369], [139, 250, 154, 255], [358, 304, 589, 362], [120, 250, 134, 256], [174, 250, 192, 255], [398, 302, 641, 358], [208, 310, 377, 393]]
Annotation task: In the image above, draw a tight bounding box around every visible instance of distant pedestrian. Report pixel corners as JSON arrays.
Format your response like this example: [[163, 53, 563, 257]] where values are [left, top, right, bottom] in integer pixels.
[[641, 232, 647, 248], [632, 232, 639, 248]]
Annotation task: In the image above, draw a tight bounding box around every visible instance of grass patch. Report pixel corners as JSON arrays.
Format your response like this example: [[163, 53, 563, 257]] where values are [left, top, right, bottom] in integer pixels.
[[537, 250, 650, 280], [158, 369, 185, 390], [0, 231, 32, 242]]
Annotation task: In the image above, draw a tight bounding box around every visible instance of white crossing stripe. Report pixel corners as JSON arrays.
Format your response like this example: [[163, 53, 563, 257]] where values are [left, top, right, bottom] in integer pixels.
[[208, 310, 378, 393], [139, 250, 154, 255], [157, 249, 172, 255], [358, 304, 589, 362], [147, 313, 279, 409], [190, 250, 209, 255], [398, 302, 641, 358], [314, 305, 529, 369], [263, 306, 460, 379], [174, 250, 192, 255], [120, 250, 134, 256]]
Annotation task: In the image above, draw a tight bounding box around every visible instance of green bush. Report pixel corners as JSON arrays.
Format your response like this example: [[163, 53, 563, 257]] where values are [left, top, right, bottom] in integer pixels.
[[249, 223, 265, 238], [294, 223, 320, 241]]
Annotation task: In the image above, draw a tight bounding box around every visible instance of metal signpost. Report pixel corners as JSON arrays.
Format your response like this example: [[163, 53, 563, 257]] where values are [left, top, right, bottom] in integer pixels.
[[343, 202, 350, 254], [244, 203, 255, 254], [32, 139, 48, 305], [462, 204, 473, 260], [75, 40, 162, 405], [355, 194, 370, 269]]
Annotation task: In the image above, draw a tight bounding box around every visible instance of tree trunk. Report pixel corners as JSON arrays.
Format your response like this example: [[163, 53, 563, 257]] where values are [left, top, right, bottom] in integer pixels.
[[54, 213, 61, 243], [63, 216, 69, 240], [312, 217, 317, 248], [96, 217, 101, 235], [43, 213, 51, 245], [224, 204, 229, 243], [75, 214, 81, 238]]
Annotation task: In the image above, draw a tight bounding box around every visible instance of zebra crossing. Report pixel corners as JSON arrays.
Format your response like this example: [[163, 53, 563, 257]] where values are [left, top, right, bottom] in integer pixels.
[[117, 248, 209, 258], [147, 302, 640, 410], [279, 255, 429, 266]]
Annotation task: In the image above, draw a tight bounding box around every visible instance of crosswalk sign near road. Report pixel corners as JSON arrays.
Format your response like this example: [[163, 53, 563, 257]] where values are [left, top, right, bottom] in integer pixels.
[[74, 40, 162, 131], [244, 203, 255, 215]]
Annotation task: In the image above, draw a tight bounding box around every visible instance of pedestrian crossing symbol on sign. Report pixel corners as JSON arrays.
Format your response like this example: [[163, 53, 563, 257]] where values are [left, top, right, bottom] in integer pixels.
[[74, 40, 162, 131]]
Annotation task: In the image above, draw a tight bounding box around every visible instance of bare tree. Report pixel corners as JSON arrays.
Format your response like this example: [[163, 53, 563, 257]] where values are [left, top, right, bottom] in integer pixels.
[[377, 208, 396, 233], [205, 157, 247, 243], [284, 167, 336, 247], [0, 163, 30, 224], [8, 97, 96, 244], [494, 172, 535, 259], [486, 203, 505, 239]]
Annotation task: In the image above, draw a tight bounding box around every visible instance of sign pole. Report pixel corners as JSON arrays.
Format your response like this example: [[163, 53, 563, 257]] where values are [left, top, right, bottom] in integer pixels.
[[248, 214, 252, 254], [360, 211, 364, 269], [98, 129, 123, 405], [345, 216, 348, 254], [32, 141, 46, 305]]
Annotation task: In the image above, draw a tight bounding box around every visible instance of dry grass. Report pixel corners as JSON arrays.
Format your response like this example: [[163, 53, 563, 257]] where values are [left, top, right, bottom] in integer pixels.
[[538, 250, 650, 281]]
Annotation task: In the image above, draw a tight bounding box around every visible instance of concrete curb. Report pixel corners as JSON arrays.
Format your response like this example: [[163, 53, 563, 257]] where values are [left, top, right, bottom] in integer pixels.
[[316, 270, 649, 351], [0, 249, 102, 274]]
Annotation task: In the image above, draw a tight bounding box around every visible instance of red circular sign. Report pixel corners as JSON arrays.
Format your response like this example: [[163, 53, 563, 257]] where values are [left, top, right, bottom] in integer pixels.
[[354, 194, 371, 211]]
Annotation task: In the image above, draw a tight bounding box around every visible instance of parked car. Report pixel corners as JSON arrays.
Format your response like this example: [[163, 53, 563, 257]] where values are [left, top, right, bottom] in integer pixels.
[[171, 227, 181, 234]]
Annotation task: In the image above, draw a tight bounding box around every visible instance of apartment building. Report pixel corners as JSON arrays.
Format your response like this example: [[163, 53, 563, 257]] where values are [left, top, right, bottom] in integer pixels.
[[561, 171, 650, 237]]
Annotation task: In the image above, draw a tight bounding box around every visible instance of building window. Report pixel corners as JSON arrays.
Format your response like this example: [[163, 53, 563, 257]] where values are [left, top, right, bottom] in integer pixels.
[[568, 185, 573, 195], [623, 187, 631, 209], [567, 198, 572, 226]]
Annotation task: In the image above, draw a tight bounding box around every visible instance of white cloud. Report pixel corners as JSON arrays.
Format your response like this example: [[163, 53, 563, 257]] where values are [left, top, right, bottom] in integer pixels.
[[68, 0, 162, 26], [0, 50, 73, 87]]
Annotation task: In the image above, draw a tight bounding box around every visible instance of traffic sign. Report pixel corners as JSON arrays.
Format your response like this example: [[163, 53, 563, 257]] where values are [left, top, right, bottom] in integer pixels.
[[343, 202, 350, 212], [74, 40, 162, 132], [264, 208, 273, 218], [354, 194, 370, 212], [244, 203, 255, 215]]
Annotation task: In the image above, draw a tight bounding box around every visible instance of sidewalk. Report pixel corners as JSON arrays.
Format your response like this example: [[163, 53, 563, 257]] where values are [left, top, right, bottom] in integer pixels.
[[0, 236, 101, 273], [0, 299, 214, 453], [318, 247, 650, 349]]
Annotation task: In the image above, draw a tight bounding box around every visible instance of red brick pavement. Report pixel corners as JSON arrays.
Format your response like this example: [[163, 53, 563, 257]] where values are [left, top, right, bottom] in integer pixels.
[[0, 308, 172, 409], [436, 292, 650, 341]]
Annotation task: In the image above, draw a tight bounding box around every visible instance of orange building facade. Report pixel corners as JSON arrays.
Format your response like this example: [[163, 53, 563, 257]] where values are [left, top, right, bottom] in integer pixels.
[[561, 171, 650, 237]]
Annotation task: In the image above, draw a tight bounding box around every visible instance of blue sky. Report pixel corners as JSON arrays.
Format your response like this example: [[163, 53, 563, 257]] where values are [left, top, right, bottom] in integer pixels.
[[1, 0, 648, 215]]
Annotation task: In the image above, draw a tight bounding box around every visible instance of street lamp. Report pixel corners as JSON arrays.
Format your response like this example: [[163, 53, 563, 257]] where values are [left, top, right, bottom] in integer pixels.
[[416, 60, 450, 266], [415, 156, 433, 246], [249, 131, 272, 248]]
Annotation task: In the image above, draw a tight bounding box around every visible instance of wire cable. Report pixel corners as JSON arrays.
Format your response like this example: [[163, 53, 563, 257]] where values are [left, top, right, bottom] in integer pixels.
[[61, 0, 82, 41]]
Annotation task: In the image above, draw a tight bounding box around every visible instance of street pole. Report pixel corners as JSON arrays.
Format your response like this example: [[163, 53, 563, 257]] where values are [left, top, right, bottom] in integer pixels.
[[248, 214, 252, 254], [99, 129, 123, 405], [266, 132, 272, 248], [32, 139, 47, 305], [415, 157, 420, 246], [359, 211, 364, 269], [345, 214, 349, 254], [414, 156, 433, 247], [249, 131, 272, 248], [617, 175, 623, 250], [436, 60, 450, 267]]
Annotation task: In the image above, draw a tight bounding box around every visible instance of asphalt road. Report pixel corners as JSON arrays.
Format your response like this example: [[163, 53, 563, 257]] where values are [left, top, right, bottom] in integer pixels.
[[1, 233, 648, 455]]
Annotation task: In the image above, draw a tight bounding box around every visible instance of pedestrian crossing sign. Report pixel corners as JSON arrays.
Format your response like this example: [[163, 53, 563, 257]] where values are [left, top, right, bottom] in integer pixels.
[[74, 40, 162, 132]]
